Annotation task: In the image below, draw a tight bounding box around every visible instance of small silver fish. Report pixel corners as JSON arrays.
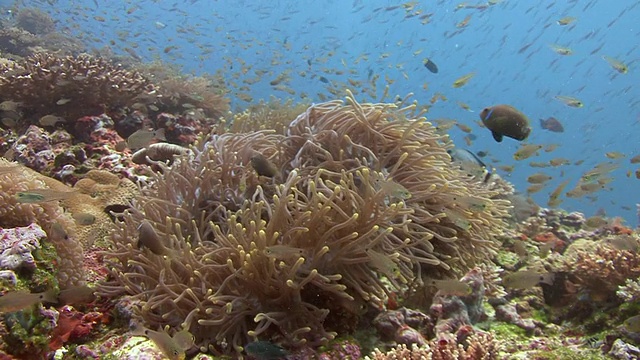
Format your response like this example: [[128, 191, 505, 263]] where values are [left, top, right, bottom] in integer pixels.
[[0, 100, 21, 112], [39, 114, 66, 127], [133, 325, 194, 360], [127, 128, 166, 150], [56, 98, 72, 105], [624, 315, 640, 332], [0, 289, 58, 313], [137, 220, 173, 257], [430, 279, 472, 296], [16, 189, 78, 203], [250, 154, 279, 177], [503, 270, 555, 289], [58, 285, 96, 305], [73, 212, 97, 225]]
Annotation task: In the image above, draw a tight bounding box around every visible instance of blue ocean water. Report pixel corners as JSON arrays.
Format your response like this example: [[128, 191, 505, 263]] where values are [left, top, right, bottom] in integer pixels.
[[6, 0, 640, 225]]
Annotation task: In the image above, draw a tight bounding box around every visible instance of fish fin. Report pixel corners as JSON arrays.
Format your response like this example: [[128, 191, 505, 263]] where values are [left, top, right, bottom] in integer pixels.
[[131, 323, 149, 337], [155, 128, 166, 141], [539, 272, 555, 286], [491, 131, 503, 142], [42, 289, 60, 304]]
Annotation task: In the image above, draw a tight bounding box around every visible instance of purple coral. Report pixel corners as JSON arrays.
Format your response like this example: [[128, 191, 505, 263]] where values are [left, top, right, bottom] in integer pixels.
[[429, 267, 487, 336], [0, 223, 46, 271]]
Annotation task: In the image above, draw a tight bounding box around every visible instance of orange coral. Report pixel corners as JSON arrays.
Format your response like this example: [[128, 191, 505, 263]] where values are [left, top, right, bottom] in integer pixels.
[[532, 231, 565, 253]]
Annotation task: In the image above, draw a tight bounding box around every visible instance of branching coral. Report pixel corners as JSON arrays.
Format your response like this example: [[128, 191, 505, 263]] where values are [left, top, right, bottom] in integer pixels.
[[565, 241, 640, 300], [0, 53, 155, 122], [368, 327, 497, 360], [98, 92, 510, 356]]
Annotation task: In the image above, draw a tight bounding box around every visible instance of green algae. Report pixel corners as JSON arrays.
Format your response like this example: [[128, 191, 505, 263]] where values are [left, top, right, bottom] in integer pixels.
[[528, 346, 604, 360], [484, 322, 529, 341], [31, 239, 60, 291], [2, 306, 55, 359]]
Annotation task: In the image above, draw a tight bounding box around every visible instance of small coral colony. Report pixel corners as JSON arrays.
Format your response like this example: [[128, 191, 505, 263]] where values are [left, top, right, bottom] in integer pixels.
[[0, 5, 638, 360]]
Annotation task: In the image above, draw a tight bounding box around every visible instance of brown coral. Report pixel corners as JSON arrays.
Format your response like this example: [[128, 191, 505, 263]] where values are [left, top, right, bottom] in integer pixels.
[[566, 241, 640, 300], [15, 8, 56, 35], [0, 27, 40, 57], [0, 53, 155, 123], [135, 61, 229, 120], [0, 159, 82, 287], [368, 327, 498, 360], [98, 92, 510, 356], [0, 160, 138, 287]]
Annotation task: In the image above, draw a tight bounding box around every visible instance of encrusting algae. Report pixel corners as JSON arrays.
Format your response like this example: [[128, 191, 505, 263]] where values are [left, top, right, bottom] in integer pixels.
[[98, 91, 512, 356]]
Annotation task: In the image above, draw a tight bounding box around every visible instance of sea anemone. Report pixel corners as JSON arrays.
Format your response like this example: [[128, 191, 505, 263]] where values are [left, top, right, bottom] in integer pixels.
[[98, 91, 510, 356]]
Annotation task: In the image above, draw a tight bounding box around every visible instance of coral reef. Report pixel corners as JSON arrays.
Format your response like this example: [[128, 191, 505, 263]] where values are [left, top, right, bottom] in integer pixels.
[[0, 159, 139, 288], [368, 327, 497, 360], [135, 60, 230, 121], [99, 92, 511, 356], [0, 27, 39, 57], [0, 223, 46, 271], [430, 267, 486, 336], [0, 53, 155, 123], [564, 240, 640, 302], [15, 8, 55, 35]]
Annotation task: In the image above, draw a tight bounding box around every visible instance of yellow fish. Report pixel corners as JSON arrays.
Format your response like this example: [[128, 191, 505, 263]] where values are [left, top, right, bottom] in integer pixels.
[[16, 189, 78, 203], [554, 95, 584, 108], [556, 16, 577, 25], [547, 179, 570, 208], [503, 270, 555, 289], [549, 44, 573, 55], [513, 144, 543, 161], [0, 289, 58, 313], [605, 151, 625, 159], [602, 56, 628, 74], [452, 73, 475, 88], [429, 279, 472, 296], [527, 173, 552, 184], [133, 325, 194, 360]]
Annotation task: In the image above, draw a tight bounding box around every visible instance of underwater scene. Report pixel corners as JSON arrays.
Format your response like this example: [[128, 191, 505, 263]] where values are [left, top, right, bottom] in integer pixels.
[[0, 0, 639, 359]]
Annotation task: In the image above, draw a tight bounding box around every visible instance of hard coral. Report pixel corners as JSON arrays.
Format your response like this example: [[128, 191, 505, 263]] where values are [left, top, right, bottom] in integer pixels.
[[0, 53, 155, 123], [15, 8, 56, 35], [368, 327, 497, 360], [567, 242, 640, 300], [0, 223, 46, 271], [99, 92, 510, 356], [0, 160, 137, 287], [0, 27, 39, 57]]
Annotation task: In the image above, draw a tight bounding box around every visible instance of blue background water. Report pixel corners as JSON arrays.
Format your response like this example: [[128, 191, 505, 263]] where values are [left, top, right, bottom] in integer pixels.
[[6, 0, 640, 225]]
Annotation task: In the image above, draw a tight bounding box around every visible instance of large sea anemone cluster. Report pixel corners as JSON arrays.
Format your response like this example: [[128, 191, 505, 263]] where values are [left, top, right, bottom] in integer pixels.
[[99, 91, 511, 355]]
